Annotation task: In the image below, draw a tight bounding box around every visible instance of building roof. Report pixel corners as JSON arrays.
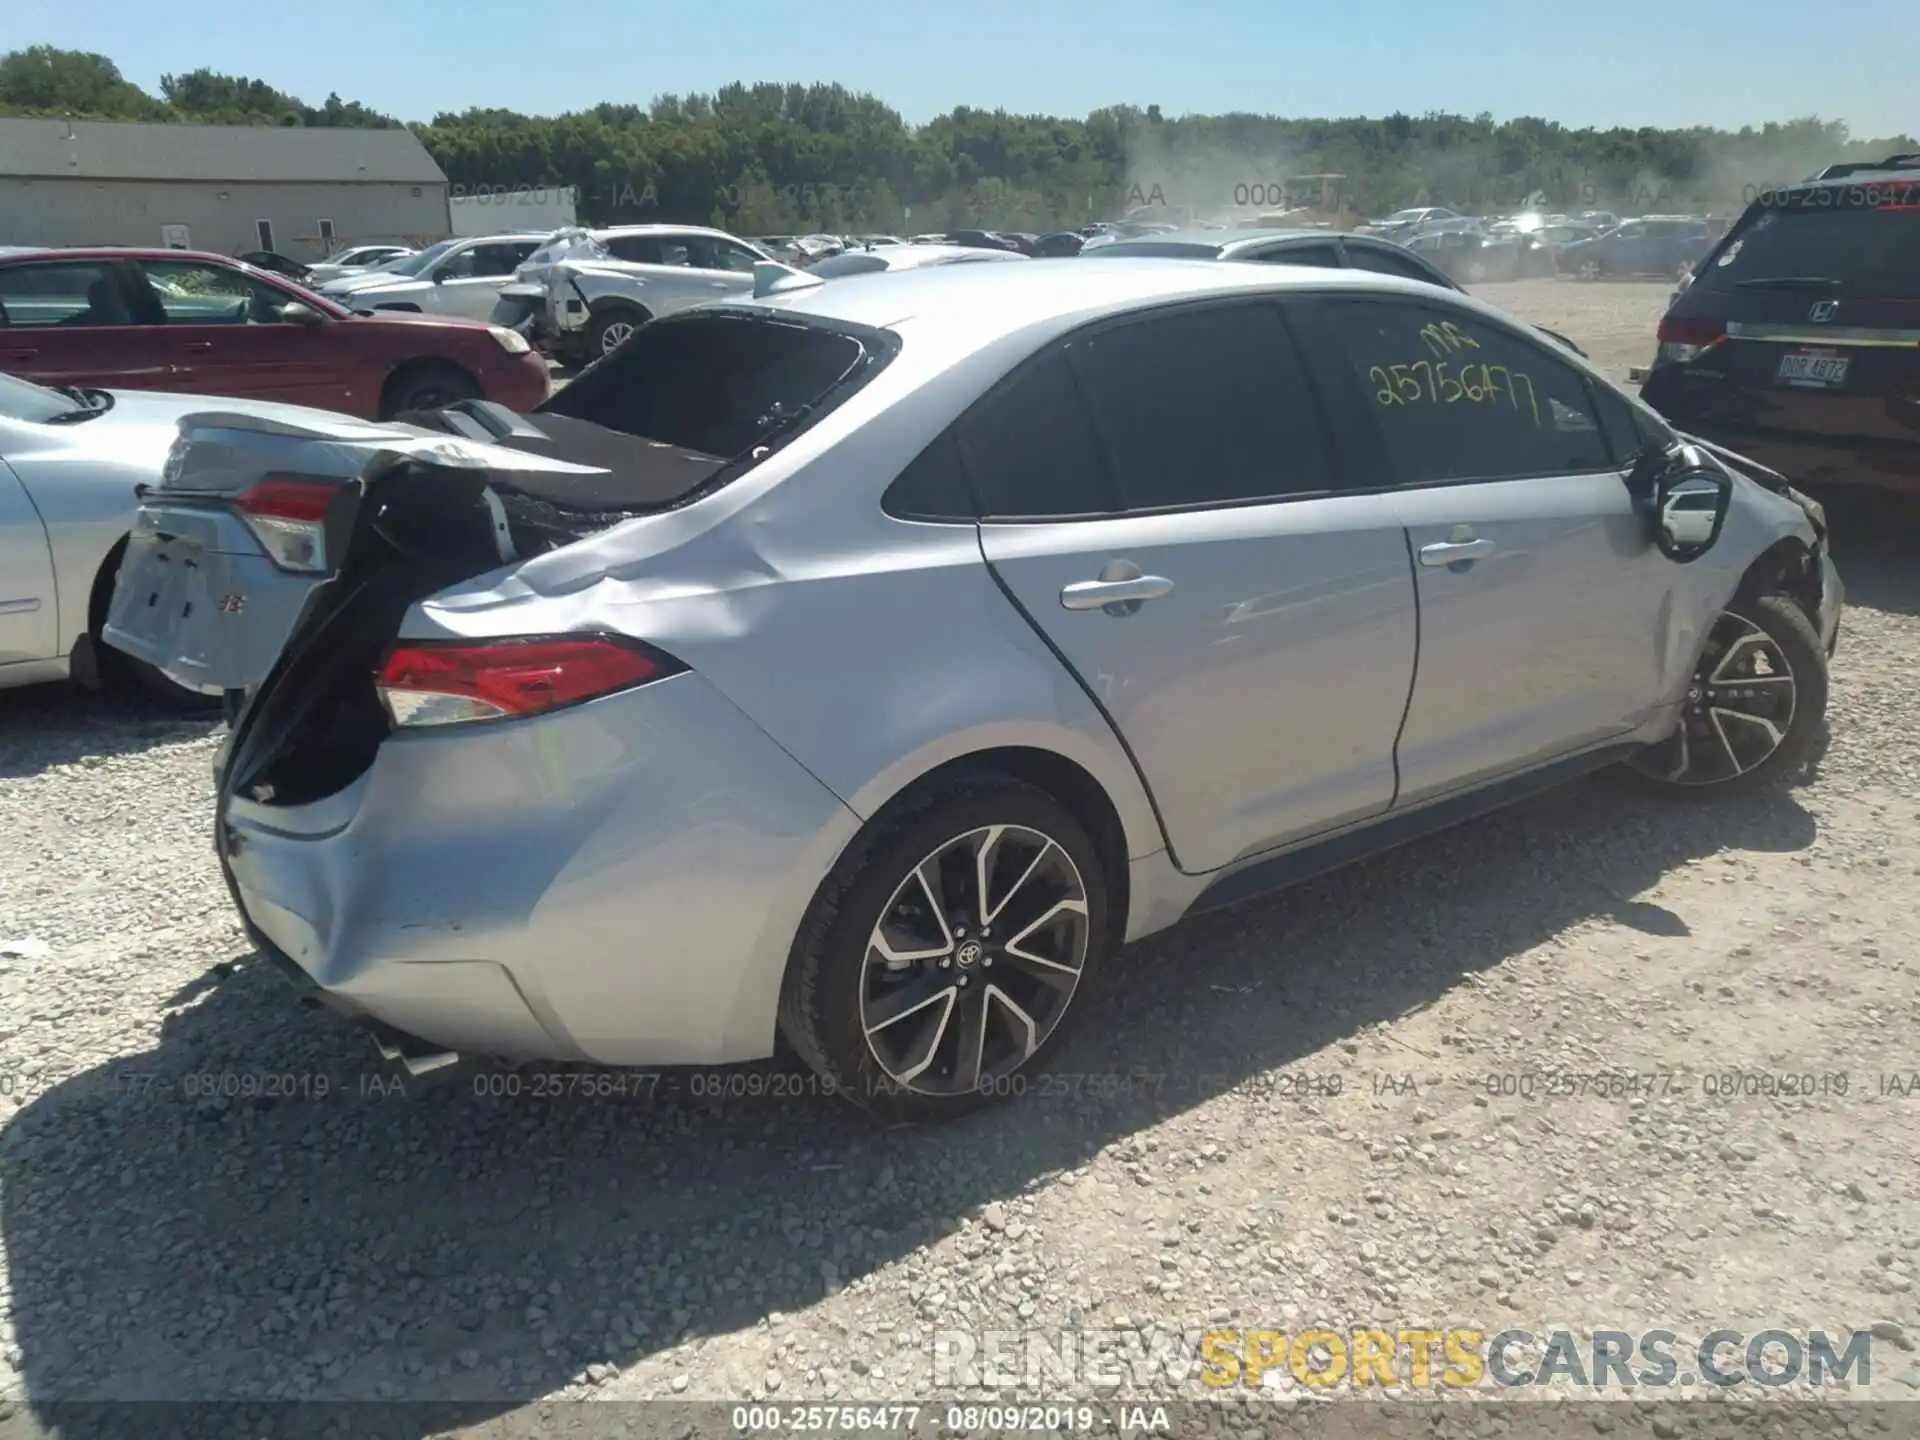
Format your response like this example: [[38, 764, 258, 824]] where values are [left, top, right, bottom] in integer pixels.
[[0, 118, 447, 185]]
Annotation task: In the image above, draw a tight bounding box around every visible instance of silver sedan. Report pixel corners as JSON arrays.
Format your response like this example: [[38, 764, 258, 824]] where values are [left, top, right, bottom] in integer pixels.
[[0, 371, 235, 704], [120, 260, 1842, 1121]]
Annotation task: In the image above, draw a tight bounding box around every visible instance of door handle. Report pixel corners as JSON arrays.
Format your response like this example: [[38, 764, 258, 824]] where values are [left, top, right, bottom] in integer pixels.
[[1418, 537, 1496, 567], [2, 349, 39, 361], [180, 341, 215, 352], [1060, 575, 1174, 611]]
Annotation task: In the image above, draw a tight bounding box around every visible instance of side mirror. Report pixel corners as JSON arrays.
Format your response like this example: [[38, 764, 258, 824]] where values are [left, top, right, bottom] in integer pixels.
[[431, 268, 451, 283], [278, 301, 323, 326], [1651, 465, 1731, 562]]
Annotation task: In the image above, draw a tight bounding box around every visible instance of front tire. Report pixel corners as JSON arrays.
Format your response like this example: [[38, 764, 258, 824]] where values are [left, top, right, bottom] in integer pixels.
[[381, 361, 481, 418], [1619, 594, 1827, 799], [778, 777, 1113, 1123], [1577, 258, 1603, 281]]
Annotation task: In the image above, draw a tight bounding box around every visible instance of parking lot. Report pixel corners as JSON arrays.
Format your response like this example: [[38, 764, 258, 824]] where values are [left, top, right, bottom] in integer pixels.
[[2, 278, 1918, 1428]]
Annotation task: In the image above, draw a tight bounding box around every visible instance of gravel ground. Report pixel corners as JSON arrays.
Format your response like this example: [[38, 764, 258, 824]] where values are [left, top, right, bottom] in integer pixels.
[[4, 278, 1920, 1436]]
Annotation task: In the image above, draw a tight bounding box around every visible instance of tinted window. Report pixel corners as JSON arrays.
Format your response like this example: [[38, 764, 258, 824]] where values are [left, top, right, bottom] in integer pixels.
[[1072, 303, 1336, 508], [137, 259, 288, 324], [466, 243, 533, 278], [1324, 299, 1612, 484], [539, 313, 868, 462], [0, 261, 131, 327], [604, 235, 662, 263], [883, 431, 974, 521], [1701, 194, 1920, 299], [956, 353, 1109, 519], [1251, 243, 1341, 267], [1346, 246, 1453, 287]]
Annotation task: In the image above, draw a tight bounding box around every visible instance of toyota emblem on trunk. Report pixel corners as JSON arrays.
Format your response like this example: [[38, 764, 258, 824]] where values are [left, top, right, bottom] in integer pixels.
[[1809, 301, 1839, 323]]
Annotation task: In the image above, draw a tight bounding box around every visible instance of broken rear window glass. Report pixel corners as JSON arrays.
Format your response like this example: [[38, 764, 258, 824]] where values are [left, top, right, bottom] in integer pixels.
[[537, 312, 870, 461]]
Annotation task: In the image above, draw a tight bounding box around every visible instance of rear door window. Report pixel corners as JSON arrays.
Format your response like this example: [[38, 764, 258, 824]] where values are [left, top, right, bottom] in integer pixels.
[[604, 235, 664, 264], [0, 260, 134, 327], [1344, 245, 1454, 287], [1702, 193, 1920, 298], [1070, 302, 1339, 508], [1249, 243, 1342, 267], [1319, 297, 1614, 484]]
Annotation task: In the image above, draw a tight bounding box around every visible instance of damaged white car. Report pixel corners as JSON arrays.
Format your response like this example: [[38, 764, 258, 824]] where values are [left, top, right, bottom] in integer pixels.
[[491, 224, 773, 365]]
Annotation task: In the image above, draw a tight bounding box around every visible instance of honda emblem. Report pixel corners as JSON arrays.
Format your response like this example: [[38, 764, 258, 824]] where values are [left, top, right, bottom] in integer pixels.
[[1808, 300, 1839, 323]]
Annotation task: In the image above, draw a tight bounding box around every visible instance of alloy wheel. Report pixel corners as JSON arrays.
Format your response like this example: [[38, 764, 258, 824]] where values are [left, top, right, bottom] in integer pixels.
[[599, 320, 636, 355], [859, 824, 1090, 1096], [1578, 259, 1601, 281], [1629, 611, 1798, 787]]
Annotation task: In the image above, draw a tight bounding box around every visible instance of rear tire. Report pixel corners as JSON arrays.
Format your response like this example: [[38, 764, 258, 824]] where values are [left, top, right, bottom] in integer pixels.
[[1616, 593, 1827, 800], [1577, 258, 1603, 281], [380, 361, 481, 418], [588, 305, 649, 361], [778, 776, 1113, 1124]]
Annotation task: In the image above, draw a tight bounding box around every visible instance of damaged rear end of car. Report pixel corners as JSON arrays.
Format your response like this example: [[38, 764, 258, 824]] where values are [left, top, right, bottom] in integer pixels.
[[210, 306, 895, 1072]]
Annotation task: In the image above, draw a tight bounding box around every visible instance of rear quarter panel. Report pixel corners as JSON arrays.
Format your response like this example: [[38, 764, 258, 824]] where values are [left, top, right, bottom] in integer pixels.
[[403, 347, 1169, 873]]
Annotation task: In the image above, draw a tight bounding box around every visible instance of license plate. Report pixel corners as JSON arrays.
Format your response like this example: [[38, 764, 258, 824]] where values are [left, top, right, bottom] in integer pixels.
[[103, 532, 209, 668], [1776, 351, 1850, 387]]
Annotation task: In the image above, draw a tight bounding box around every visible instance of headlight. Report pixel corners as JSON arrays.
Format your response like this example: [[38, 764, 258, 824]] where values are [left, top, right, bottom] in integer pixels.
[[489, 325, 532, 355]]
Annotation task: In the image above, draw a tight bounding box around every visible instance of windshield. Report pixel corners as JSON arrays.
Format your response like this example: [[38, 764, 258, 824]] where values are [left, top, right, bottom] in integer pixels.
[[1703, 194, 1920, 298], [384, 239, 460, 277], [0, 371, 72, 424]]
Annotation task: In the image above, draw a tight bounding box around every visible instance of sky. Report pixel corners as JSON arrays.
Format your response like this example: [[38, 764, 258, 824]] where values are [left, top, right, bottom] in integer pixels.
[[4, 0, 1916, 140]]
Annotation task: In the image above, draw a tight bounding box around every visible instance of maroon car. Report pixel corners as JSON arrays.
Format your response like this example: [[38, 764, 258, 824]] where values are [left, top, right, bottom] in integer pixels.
[[0, 247, 550, 418]]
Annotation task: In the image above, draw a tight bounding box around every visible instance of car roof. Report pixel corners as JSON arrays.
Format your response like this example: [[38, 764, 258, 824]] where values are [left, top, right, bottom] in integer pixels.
[[590, 224, 749, 242], [735, 255, 1476, 340], [0, 245, 281, 266], [1095, 226, 1344, 254]]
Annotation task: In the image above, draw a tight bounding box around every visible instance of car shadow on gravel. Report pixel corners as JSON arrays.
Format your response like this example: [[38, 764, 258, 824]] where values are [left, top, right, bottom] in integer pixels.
[[0, 682, 224, 782], [0, 776, 1816, 1428]]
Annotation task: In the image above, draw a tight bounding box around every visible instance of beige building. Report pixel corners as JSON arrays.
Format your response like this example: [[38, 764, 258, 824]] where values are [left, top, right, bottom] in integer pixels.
[[0, 118, 451, 259]]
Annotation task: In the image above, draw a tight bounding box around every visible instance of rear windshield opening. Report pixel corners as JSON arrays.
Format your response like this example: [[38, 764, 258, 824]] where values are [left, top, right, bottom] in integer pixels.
[[1703, 197, 1920, 298], [538, 312, 871, 463]]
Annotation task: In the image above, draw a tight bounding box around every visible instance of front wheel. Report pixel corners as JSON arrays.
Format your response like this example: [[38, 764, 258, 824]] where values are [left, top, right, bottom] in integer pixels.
[[382, 361, 480, 417], [1577, 258, 1603, 281], [1618, 594, 1827, 799], [778, 777, 1113, 1123]]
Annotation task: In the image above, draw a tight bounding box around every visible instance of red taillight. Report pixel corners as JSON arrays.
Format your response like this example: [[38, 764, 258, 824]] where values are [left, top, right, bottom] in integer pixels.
[[1655, 315, 1727, 365], [374, 635, 681, 728], [234, 477, 339, 572]]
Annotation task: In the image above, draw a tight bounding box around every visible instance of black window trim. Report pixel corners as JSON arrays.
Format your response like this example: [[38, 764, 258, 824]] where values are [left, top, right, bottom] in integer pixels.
[[1296, 291, 1625, 494], [896, 295, 1364, 525]]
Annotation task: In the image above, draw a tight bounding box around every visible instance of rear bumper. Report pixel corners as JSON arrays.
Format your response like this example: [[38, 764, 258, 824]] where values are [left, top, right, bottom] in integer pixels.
[[103, 508, 319, 696], [1639, 383, 1920, 493], [218, 670, 862, 1067]]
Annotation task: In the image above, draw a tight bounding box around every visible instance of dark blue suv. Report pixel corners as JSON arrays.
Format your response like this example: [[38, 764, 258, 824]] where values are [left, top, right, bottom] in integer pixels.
[[1560, 217, 1716, 280]]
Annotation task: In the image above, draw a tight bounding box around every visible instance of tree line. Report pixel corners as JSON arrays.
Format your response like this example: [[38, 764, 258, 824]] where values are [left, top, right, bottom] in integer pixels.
[[3, 45, 1913, 235]]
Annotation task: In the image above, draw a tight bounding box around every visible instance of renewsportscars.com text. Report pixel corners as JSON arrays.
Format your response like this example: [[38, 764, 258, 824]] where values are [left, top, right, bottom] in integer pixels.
[[931, 1327, 1875, 1391]]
